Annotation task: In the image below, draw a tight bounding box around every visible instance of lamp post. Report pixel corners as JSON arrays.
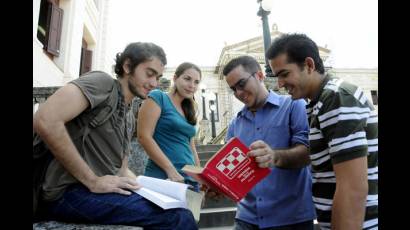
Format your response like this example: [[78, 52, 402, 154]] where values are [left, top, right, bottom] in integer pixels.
[[200, 84, 207, 120], [208, 92, 217, 139], [257, 0, 274, 78]]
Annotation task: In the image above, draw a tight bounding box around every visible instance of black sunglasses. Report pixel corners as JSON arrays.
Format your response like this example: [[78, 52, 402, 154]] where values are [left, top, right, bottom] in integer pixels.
[[230, 72, 256, 92]]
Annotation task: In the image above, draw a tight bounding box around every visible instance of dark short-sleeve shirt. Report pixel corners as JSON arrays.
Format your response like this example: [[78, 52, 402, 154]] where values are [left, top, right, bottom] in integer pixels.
[[42, 71, 133, 201]]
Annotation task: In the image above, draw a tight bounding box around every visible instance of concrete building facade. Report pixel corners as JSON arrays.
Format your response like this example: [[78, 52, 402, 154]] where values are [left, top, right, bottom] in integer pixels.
[[33, 0, 110, 87]]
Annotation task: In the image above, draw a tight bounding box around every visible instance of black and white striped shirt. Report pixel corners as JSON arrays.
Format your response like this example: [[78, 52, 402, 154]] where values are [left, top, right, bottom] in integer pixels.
[[307, 76, 378, 230]]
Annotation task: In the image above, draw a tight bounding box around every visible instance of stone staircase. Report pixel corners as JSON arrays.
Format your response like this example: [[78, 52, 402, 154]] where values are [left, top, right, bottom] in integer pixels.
[[196, 144, 237, 229]]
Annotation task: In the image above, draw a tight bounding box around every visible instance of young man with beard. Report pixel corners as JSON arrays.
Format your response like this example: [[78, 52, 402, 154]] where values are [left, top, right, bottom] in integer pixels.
[[33, 42, 197, 229]]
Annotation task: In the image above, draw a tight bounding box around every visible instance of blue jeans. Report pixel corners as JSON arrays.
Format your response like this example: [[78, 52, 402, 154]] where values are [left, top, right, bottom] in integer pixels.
[[46, 184, 197, 230]]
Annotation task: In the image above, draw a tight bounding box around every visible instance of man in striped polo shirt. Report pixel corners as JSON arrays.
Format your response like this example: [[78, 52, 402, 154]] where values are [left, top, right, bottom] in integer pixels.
[[260, 33, 378, 229]]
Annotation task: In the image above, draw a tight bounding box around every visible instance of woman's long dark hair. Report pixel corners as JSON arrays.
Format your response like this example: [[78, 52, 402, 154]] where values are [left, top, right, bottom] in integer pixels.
[[173, 62, 202, 125]]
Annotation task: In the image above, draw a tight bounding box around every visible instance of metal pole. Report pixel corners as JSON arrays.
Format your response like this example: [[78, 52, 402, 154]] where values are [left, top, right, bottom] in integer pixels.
[[257, 5, 273, 78], [201, 92, 207, 120], [211, 109, 216, 138]]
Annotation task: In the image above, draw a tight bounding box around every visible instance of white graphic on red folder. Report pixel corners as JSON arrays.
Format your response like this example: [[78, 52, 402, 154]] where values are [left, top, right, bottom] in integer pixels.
[[216, 147, 251, 179]]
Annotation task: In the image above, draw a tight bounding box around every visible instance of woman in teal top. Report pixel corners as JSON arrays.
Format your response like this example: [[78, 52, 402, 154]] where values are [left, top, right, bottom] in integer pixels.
[[137, 62, 202, 190]]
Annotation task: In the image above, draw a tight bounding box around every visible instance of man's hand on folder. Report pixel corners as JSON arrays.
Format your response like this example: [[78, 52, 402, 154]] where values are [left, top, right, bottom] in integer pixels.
[[249, 140, 310, 169], [248, 140, 275, 168]]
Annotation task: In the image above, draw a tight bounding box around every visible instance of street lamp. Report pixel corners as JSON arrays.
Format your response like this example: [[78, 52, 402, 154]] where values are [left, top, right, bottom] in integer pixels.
[[200, 84, 207, 120], [208, 92, 217, 139], [257, 0, 273, 78]]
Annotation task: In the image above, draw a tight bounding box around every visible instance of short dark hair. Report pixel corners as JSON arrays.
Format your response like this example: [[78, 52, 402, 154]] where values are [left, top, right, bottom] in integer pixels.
[[114, 42, 167, 78], [266, 33, 325, 74], [222, 56, 261, 76]]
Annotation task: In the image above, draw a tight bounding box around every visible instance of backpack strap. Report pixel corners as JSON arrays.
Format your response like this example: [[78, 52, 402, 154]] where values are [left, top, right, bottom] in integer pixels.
[[89, 80, 119, 128], [34, 79, 120, 151], [81, 80, 119, 146]]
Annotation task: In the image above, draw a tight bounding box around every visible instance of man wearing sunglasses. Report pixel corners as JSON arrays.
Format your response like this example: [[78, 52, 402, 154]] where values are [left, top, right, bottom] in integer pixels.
[[222, 55, 315, 230]]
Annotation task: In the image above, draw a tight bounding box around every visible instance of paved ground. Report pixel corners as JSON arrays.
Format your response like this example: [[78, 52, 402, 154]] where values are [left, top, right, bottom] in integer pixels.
[[199, 220, 320, 230], [199, 227, 233, 230]]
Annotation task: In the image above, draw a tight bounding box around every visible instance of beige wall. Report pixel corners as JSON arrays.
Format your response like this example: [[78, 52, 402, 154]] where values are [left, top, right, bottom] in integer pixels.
[[33, 39, 65, 86], [330, 68, 378, 110], [33, 0, 110, 87]]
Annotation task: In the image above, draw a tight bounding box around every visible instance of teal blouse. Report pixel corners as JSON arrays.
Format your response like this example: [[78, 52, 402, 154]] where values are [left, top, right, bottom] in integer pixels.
[[144, 89, 197, 183]]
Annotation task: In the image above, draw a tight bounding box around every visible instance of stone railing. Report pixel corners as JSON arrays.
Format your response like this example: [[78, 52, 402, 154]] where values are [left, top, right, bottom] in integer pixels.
[[33, 87, 60, 103], [33, 87, 60, 112], [209, 125, 228, 144]]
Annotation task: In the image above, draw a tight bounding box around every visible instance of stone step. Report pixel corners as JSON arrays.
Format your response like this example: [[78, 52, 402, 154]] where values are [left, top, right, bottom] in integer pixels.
[[198, 150, 219, 160], [34, 219, 321, 230], [199, 220, 321, 230], [196, 144, 224, 153], [314, 220, 320, 230], [198, 207, 237, 228], [202, 196, 236, 209], [199, 226, 233, 230], [200, 159, 209, 167], [33, 221, 142, 229]]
